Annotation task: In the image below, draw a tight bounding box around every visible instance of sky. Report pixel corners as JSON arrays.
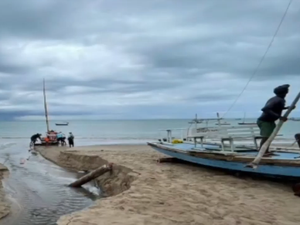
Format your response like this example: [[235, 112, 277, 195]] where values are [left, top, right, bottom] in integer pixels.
[[0, 0, 300, 121]]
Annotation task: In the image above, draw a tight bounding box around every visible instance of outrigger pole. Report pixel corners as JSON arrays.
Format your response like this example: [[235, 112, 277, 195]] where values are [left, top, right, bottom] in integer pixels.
[[247, 91, 300, 169], [43, 78, 50, 133]]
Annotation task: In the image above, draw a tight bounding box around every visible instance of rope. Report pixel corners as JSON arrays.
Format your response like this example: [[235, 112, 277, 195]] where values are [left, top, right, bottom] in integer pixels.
[[221, 0, 293, 119]]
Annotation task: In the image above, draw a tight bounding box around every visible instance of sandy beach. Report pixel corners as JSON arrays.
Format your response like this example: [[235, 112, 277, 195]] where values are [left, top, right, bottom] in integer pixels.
[[0, 164, 9, 220], [34, 144, 300, 225]]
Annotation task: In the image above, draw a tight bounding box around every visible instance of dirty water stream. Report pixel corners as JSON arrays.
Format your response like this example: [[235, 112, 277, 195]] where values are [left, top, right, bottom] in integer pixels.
[[0, 142, 100, 225]]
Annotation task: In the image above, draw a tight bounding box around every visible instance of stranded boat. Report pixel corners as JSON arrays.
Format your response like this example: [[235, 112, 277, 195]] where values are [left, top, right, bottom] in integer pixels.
[[147, 116, 300, 179], [32, 79, 59, 147]]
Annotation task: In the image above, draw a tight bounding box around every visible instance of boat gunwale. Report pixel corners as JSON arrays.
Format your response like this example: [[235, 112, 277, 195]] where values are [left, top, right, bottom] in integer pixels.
[[147, 142, 300, 167]]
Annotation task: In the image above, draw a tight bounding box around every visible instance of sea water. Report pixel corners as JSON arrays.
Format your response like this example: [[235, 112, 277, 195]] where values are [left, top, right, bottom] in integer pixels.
[[0, 119, 298, 147]]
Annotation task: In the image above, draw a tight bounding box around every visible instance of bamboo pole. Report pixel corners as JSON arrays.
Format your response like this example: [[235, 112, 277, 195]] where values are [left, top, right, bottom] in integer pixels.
[[69, 164, 113, 187], [247, 92, 300, 169]]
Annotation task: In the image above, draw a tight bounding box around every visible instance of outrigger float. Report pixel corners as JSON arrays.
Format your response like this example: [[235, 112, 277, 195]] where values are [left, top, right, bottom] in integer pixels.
[[147, 92, 300, 182]]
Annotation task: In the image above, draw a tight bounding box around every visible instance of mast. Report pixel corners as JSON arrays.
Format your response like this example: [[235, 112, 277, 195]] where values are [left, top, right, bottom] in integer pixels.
[[216, 112, 221, 126], [43, 78, 50, 133]]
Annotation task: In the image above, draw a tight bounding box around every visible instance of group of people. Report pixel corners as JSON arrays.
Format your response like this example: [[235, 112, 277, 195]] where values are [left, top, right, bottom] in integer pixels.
[[257, 84, 298, 154], [30, 131, 75, 148]]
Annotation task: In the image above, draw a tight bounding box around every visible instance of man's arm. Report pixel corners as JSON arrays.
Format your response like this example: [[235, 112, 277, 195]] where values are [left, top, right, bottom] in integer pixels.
[[284, 106, 296, 110]]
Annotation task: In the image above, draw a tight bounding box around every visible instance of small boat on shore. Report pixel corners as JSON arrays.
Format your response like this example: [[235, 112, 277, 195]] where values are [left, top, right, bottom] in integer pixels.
[[55, 122, 69, 126], [32, 79, 59, 147], [148, 115, 300, 179], [147, 141, 300, 178]]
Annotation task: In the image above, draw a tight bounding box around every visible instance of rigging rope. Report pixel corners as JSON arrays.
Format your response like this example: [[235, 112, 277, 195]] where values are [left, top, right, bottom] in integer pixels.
[[221, 0, 293, 119]]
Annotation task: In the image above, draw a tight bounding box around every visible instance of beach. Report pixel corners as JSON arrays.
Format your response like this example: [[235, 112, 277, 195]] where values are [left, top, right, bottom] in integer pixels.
[[36, 144, 300, 225], [0, 164, 9, 220]]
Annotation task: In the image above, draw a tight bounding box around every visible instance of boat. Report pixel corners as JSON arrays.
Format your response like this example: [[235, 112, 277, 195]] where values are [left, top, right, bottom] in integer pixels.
[[238, 112, 257, 125], [215, 112, 231, 126], [55, 122, 69, 126], [290, 117, 300, 121], [34, 79, 58, 146], [147, 141, 300, 178], [148, 116, 300, 179]]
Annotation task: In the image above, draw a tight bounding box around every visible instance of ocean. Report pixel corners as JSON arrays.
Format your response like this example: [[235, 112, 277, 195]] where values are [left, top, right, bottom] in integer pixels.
[[0, 119, 299, 147]]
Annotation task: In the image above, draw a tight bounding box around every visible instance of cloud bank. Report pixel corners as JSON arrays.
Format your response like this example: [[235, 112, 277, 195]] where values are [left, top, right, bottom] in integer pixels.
[[0, 0, 300, 120]]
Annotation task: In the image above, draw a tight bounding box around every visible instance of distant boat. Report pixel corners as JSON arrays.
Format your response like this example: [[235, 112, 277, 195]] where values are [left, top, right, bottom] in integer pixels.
[[55, 122, 69, 126], [290, 117, 300, 122], [215, 112, 231, 126], [238, 112, 257, 125]]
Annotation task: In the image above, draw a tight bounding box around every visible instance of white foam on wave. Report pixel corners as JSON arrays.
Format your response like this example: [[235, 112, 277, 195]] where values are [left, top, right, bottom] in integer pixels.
[[0, 142, 17, 150]]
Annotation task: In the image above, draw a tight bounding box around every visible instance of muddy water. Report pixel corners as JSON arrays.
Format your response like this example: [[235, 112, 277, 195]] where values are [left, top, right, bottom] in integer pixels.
[[0, 142, 100, 225]]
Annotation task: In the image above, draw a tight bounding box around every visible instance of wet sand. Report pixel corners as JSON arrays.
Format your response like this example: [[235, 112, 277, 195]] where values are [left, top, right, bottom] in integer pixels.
[[37, 145, 300, 225], [0, 164, 9, 220]]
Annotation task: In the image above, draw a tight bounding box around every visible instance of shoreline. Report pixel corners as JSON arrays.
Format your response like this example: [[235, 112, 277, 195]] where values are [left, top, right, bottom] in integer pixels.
[[0, 163, 10, 220], [36, 144, 300, 225]]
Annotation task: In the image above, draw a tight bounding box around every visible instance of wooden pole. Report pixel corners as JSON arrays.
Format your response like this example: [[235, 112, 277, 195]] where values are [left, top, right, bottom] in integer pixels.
[[247, 92, 300, 168], [69, 164, 113, 188], [43, 78, 50, 133]]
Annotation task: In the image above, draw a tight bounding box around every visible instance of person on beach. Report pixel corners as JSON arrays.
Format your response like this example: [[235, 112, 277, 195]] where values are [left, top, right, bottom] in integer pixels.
[[30, 133, 42, 146], [68, 132, 74, 147], [57, 132, 63, 145], [61, 132, 66, 146], [56, 132, 66, 146], [257, 84, 295, 155]]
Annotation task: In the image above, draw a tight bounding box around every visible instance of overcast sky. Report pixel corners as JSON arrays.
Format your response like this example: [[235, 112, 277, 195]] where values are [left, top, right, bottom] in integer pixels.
[[0, 0, 299, 120]]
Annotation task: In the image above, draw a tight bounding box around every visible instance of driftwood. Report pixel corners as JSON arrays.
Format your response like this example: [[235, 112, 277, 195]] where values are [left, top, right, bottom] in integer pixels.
[[247, 92, 300, 169], [69, 163, 113, 188]]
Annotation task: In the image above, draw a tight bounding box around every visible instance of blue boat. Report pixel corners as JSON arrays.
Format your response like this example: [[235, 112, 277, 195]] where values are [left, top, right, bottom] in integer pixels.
[[147, 117, 300, 179], [147, 142, 300, 178]]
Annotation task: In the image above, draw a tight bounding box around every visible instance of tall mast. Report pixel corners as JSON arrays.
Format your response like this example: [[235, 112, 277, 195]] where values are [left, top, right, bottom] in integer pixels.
[[43, 78, 50, 133]]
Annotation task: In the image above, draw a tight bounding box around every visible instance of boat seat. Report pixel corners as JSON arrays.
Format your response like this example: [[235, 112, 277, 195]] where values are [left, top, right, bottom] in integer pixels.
[[188, 126, 282, 151], [188, 130, 222, 148], [218, 126, 262, 151]]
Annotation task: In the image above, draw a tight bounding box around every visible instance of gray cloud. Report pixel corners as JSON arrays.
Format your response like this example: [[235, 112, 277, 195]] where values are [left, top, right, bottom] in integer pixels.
[[0, 0, 300, 120]]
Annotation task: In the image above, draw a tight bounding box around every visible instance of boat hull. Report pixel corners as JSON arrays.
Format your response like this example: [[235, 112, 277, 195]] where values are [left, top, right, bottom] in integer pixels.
[[34, 143, 59, 146], [148, 143, 300, 178]]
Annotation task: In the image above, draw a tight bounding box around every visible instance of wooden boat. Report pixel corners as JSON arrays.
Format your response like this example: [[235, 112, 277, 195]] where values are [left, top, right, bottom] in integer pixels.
[[55, 122, 69, 126], [238, 112, 257, 125], [148, 117, 300, 179], [33, 79, 59, 146], [147, 141, 300, 178]]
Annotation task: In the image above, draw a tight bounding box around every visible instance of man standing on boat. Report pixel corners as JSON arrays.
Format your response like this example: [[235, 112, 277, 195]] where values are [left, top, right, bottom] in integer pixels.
[[295, 133, 300, 148], [257, 84, 295, 154]]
